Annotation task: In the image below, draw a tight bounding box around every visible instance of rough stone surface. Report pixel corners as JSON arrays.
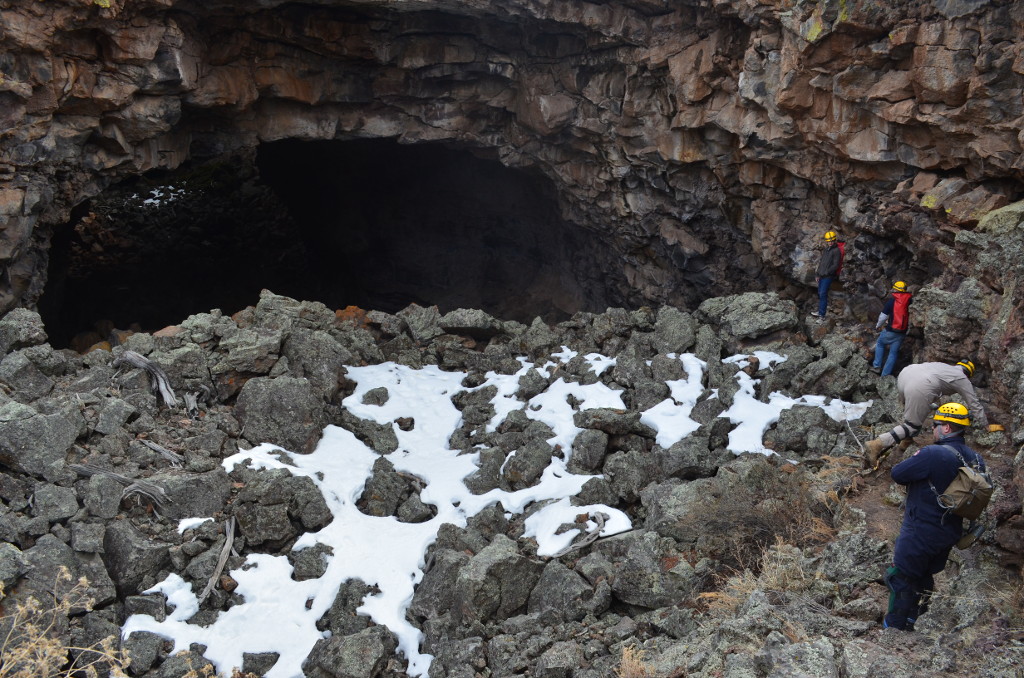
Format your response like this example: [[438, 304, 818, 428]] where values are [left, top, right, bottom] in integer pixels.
[[303, 626, 398, 678], [453, 534, 545, 624], [0, 402, 84, 479], [0, 295, 1020, 678], [235, 376, 326, 453]]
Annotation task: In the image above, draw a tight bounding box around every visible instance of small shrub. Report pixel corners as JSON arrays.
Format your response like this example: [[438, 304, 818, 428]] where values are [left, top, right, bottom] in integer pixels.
[[681, 462, 836, 572], [0, 568, 130, 678]]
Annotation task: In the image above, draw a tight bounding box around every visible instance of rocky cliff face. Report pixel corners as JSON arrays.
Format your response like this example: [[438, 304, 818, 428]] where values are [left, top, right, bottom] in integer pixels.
[[6, 0, 1024, 424], [2, 0, 1023, 311]]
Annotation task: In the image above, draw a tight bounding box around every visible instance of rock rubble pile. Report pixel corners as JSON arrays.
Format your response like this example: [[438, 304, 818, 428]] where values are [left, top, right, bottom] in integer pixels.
[[1, 290, 1021, 678]]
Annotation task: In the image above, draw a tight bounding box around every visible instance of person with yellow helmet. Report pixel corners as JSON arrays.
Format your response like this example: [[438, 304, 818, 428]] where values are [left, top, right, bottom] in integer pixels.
[[864, 359, 990, 466], [811, 231, 844, 321], [883, 402, 986, 630], [870, 281, 913, 376]]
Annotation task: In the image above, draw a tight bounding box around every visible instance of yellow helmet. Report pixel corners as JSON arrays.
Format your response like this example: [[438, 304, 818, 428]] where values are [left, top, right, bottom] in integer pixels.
[[824, 231, 838, 243], [956, 359, 975, 377], [934, 402, 970, 426], [892, 281, 907, 293]]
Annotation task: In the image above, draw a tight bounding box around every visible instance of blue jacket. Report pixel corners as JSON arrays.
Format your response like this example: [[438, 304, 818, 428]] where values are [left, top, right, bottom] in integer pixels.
[[890, 435, 985, 577]]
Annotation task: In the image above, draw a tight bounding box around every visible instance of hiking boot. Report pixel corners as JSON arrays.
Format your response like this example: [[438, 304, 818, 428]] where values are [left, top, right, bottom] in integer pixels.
[[864, 438, 887, 468], [898, 438, 914, 452], [870, 365, 882, 375], [810, 311, 823, 318]]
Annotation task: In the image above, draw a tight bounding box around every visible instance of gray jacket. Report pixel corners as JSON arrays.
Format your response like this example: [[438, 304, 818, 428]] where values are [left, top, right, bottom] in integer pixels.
[[896, 362, 988, 428]]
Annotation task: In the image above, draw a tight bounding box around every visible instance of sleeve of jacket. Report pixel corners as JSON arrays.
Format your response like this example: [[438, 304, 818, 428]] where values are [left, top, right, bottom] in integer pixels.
[[951, 378, 988, 427], [891, 448, 935, 485]]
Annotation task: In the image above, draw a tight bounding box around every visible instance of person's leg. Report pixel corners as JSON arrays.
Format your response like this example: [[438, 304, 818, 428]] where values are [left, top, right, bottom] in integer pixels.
[[873, 332, 887, 370], [902, 387, 932, 434], [817, 277, 832, 316], [865, 362, 923, 464], [881, 333, 905, 376], [915, 550, 951, 623], [917, 573, 936, 619], [884, 566, 921, 629]]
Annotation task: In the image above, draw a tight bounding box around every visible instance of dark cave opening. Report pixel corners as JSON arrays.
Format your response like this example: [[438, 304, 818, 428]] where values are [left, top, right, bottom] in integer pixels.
[[40, 139, 611, 348]]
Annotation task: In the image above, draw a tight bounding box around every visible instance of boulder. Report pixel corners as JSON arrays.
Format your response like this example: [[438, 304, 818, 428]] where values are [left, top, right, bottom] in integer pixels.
[[102, 520, 170, 596], [439, 308, 504, 338], [527, 560, 609, 621], [696, 293, 799, 342], [303, 626, 398, 678], [235, 376, 326, 453], [452, 534, 544, 623], [0, 308, 47, 355], [0, 351, 54, 402], [593, 530, 703, 608], [0, 402, 84, 480]]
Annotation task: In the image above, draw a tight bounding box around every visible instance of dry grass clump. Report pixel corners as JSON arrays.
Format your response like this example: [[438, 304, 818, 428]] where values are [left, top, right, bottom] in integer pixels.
[[0, 568, 130, 678], [981, 571, 1024, 642], [615, 645, 655, 678], [177, 657, 258, 678], [697, 537, 814, 615]]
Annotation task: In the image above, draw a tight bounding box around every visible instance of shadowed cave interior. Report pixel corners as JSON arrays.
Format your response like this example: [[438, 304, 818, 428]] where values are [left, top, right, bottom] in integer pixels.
[[40, 139, 614, 348]]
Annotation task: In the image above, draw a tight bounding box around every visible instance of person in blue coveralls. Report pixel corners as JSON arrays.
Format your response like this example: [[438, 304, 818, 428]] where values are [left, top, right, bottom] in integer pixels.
[[883, 402, 985, 630]]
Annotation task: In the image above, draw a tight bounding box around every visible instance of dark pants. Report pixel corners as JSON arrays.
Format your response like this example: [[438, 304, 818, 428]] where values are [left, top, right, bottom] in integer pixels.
[[884, 566, 934, 630], [885, 528, 953, 629]]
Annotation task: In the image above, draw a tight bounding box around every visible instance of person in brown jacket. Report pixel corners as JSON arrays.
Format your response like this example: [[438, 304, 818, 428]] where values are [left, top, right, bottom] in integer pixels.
[[864, 359, 993, 466]]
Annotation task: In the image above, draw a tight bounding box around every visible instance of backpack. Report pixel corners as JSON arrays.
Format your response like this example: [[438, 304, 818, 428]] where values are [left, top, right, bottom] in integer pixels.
[[835, 241, 846, 278], [891, 292, 912, 331], [931, 445, 993, 521]]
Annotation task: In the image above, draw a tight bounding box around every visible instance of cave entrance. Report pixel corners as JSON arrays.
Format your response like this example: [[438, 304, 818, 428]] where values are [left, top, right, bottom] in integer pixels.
[[255, 138, 607, 323], [40, 139, 609, 349]]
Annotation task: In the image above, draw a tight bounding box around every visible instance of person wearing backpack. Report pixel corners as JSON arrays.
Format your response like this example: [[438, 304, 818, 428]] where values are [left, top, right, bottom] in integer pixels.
[[883, 403, 987, 630], [810, 230, 844, 321], [863, 359, 995, 466], [871, 281, 913, 376]]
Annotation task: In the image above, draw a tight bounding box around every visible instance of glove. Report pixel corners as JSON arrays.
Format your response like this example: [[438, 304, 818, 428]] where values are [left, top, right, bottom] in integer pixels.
[[987, 424, 1004, 432]]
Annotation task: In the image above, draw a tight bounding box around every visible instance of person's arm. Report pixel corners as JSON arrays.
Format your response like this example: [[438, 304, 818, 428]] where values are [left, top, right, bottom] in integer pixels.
[[875, 297, 895, 330], [891, 447, 935, 485], [950, 378, 988, 427]]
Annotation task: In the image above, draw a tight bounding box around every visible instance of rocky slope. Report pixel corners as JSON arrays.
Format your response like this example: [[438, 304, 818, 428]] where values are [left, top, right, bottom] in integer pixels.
[[1, 288, 1022, 678]]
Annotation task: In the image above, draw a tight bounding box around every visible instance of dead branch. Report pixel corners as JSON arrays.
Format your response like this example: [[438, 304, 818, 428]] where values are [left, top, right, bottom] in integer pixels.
[[121, 480, 171, 508], [198, 517, 236, 605], [70, 464, 133, 486], [112, 350, 178, 408], [70, 464, 172, 509], [549, 512, 610, 558], [140, 439, 185, 467]]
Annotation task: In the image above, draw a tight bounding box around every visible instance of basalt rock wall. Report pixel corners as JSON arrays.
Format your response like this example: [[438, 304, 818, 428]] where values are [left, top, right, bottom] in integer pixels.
[[2, 1, 1024, 357]]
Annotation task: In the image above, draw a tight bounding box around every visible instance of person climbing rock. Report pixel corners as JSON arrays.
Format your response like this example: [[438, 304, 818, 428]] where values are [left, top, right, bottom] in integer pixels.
[[811, 230, 843, 320], [864, 359, 990, 467], [871, 281, 913, 376], [883, 403, 986, 630]]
